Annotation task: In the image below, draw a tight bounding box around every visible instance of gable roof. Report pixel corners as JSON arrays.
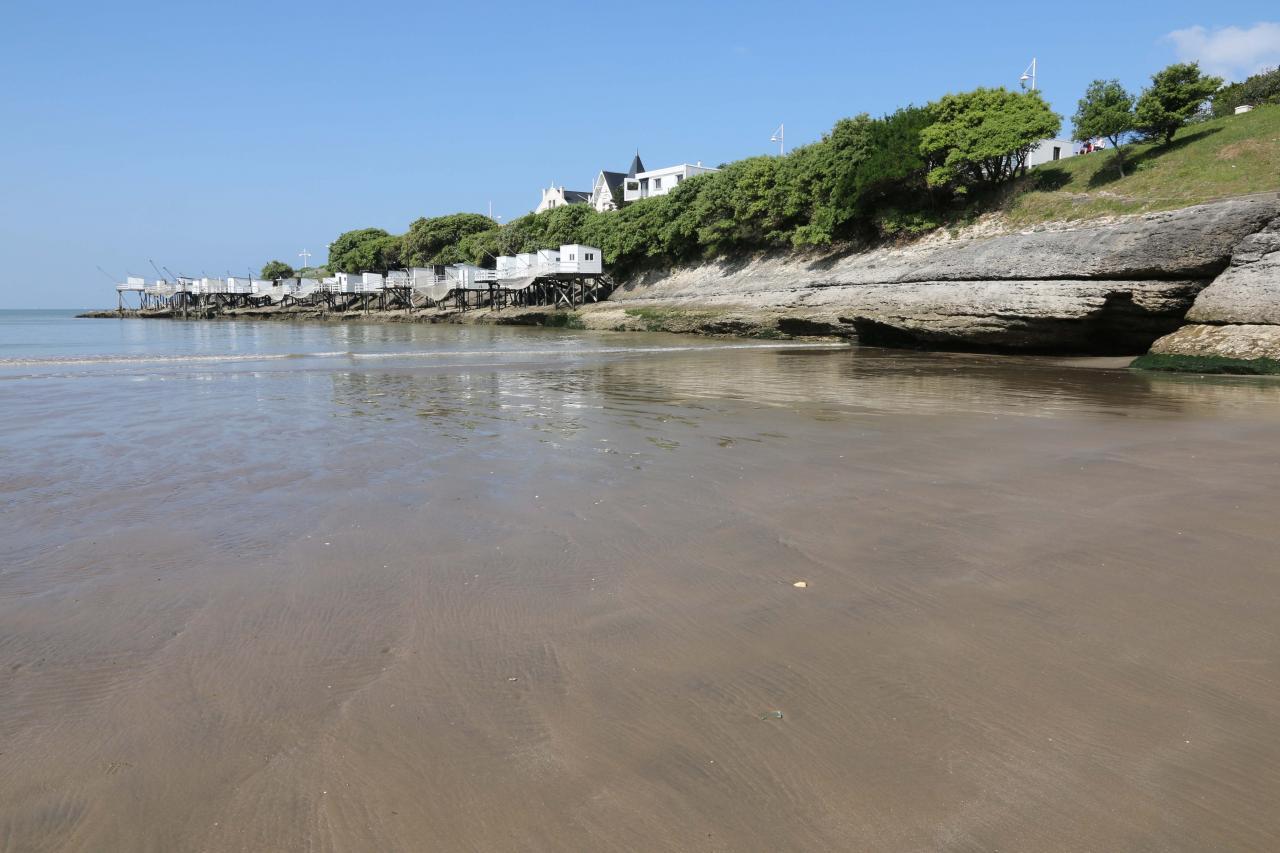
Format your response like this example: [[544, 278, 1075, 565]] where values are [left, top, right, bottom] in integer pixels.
[[563, 190, 591, 204], [596, 170, 626, 194]]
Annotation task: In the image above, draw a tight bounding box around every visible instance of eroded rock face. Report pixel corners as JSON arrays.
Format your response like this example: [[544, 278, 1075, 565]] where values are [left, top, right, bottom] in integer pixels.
[[1148, 210, 1280, 360], [1184, 221, 1280, 324], [613, 197, 1280, 353], [1150, 324, 1280, 360]]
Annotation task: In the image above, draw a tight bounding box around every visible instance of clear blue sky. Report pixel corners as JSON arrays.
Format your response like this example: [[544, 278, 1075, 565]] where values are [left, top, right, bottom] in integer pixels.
[[2, 0, 1277, 308]]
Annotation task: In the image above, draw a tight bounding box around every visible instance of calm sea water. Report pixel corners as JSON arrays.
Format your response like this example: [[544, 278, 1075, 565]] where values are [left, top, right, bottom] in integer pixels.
[[0, 309, 841, 378]]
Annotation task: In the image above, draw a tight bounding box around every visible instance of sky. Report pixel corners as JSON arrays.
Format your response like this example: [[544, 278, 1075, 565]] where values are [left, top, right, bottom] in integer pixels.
[[2, 1, 1278, 308]]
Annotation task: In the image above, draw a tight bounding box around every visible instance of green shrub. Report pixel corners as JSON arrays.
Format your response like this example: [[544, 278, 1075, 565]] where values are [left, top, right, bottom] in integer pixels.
[[1212, 67, 1280, 117], [542, 311, 586, 329]]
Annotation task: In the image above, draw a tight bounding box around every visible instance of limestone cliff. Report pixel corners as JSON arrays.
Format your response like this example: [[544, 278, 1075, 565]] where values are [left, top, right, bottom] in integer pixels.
[[1149, 214, 1280, 360], [602, 195, 1280, 353]]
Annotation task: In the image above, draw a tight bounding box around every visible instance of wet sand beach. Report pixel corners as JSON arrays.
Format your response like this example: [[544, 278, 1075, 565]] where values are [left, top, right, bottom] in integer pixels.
[[3, 318, 1280, 851]]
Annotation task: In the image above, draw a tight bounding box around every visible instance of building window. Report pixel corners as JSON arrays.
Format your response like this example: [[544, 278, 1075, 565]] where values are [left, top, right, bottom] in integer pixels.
[[653, 177, 662, 189], [585, 253, 594, 261], [1052, 146, 1061, 161], [675, 174, 682, 183], [569, 254, 575, 261], [627, 181, 638, 190]]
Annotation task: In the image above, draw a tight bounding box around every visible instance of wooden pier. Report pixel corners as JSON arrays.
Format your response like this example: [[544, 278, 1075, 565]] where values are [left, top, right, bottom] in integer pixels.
[[113, 272, 614, 317], [448, 273, 615, 312]]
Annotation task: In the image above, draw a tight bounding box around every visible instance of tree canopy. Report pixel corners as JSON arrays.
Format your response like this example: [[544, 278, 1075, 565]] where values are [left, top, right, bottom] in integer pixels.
[[1136, 62, 1223, 143], [919, 88, 1061, 191], [401, 213, 497, 266], [1073, 80, 1137, 176], [260, 260, 294, 281], [327, 227, 400, 273], [1211, 66, 1280, 117]]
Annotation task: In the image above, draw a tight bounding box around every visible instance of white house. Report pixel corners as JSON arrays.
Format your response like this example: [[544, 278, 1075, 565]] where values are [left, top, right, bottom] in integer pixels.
[[385, 270, 411, 288], [410, 267, 441, 288], [448, 263, 484, 287], [536, 248, 560, 273], [588, 153, 644, 212], [589, 170, 626, 212], [1027, 138, 1077, 168], [515, 253, 538, 275], [622, 162, 717, 203], [536, 185, 591, 214], [360, 272, 385, 293], [558, 244, 602, 275], [334, 272, 361, 293]]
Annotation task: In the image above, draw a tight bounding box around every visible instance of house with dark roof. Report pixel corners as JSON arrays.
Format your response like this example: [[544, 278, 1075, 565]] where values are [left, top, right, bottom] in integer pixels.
[[536, 185, 592, 214], [588, 153, 645, 212], [539, 152, 717, 214]]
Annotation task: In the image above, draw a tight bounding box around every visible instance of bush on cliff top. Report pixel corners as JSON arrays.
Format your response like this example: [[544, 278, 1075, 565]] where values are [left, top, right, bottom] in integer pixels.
[[1211, 66, 1280, 118]]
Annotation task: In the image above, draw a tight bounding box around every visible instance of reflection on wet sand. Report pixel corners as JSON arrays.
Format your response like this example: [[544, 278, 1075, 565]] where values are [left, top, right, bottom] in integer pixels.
[[4, 341, 1280, 851]]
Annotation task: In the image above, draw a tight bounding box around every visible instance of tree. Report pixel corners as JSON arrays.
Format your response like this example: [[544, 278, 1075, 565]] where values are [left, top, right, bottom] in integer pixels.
[[836, 106, 933, 229], [327, 227, 395, 272], [1136, 63, 1223, 143], [774, 114, 875, 246], [539, 203, 598, 248], [260, 260, 294, 281], [456, 227, 503, 267], [1073, 79, 1137, 177], [401, 213, 496, 266], [1211, 66, 1280, 117], [919, 88, 1061, 192]]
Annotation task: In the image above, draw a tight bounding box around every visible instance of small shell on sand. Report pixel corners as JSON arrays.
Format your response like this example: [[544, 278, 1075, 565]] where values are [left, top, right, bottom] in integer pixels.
[[792, 581, 808, 589]]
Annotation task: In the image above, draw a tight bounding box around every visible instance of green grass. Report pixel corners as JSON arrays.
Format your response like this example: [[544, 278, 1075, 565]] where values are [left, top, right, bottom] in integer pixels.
[[541, 311, 586, 329], [1002, 105, 1280, 225], [623, 306, 716, 331], [1131, 353, 1280, 375]]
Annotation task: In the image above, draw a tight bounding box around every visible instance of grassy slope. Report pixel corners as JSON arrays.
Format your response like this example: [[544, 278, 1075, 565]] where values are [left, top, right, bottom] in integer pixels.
[[1001, 104, 1280, 225]]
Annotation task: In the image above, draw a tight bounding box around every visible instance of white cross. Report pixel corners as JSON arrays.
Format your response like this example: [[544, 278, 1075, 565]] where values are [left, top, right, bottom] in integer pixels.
[[298, 249, 312, 269]]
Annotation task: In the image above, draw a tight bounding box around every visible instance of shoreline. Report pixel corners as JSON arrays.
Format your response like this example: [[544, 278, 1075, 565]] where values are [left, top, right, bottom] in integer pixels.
[[76, 303, 1174, 367], [79, 305, 1280, 376]]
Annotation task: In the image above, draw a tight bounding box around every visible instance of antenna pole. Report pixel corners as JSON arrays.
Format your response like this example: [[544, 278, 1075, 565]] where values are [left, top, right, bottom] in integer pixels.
[[770, 123, 785, 156]]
